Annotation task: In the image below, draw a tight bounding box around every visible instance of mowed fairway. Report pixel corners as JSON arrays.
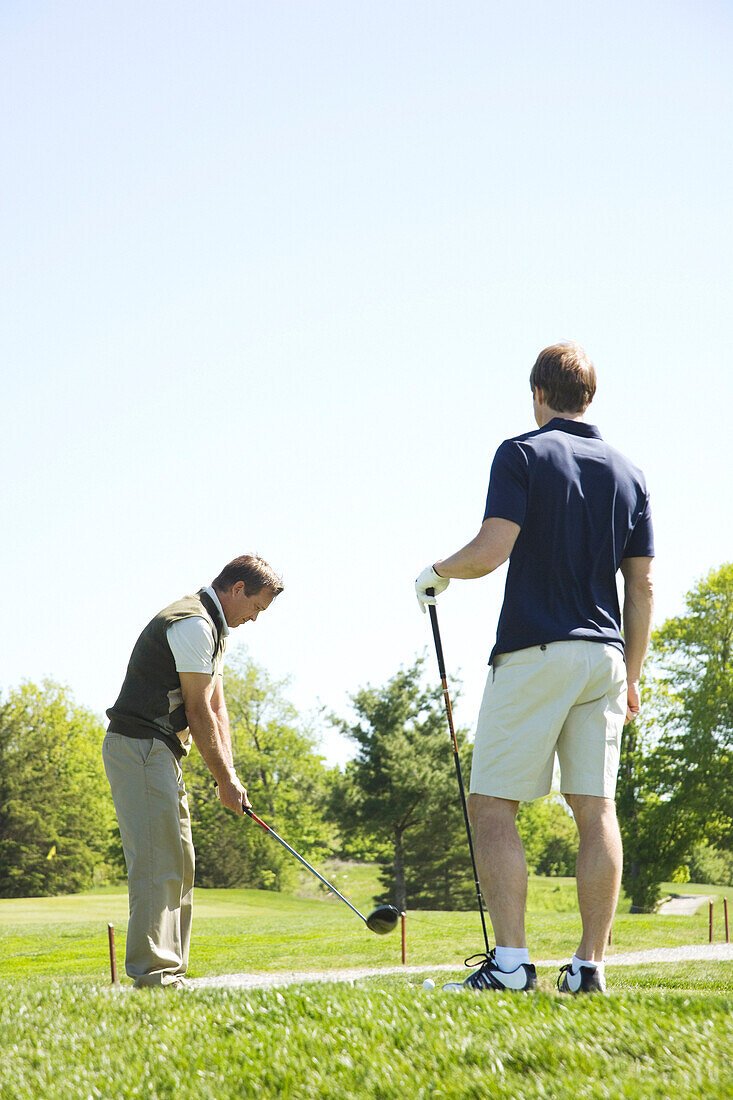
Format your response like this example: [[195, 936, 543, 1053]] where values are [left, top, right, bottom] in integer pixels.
[[1, 878, 732, 1098]]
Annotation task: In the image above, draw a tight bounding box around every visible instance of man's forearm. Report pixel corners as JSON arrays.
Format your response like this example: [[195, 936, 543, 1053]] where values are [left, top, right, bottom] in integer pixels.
[[435, 540, 495, 579], [623, 584, 654, 682], [188, 705, 235, 784], [213, 706, 234, 770]]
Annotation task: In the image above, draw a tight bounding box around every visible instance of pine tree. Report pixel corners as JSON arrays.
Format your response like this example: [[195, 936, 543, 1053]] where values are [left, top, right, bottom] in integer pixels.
[[331, 657, 474, 911]]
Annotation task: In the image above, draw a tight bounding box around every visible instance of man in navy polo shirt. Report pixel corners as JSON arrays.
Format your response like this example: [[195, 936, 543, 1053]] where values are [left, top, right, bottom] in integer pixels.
[[416, 342, 654, 994]]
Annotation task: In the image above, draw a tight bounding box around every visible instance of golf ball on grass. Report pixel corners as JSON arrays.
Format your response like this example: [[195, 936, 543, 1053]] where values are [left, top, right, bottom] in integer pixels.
[[422, 978, 435, 990]]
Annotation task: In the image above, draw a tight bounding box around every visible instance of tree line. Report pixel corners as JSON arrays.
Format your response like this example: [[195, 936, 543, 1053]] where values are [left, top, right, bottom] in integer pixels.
[[2, 563, 732, 911]]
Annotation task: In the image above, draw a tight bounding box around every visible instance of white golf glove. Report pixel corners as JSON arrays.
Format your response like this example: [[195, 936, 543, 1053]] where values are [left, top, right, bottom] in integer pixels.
[[415, 565, 449, 613]]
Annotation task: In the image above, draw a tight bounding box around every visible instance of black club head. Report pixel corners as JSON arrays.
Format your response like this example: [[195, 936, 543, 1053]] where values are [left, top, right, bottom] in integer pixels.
[[365, 905, 400, 934]]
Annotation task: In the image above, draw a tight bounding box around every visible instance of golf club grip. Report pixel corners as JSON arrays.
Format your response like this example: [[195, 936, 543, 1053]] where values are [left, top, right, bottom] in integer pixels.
[[426, 599, 447, 679], [243, 806, 269, 830]]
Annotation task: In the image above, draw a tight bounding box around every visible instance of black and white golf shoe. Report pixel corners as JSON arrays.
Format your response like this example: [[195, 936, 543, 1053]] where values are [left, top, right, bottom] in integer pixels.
[[557, 963, 606, 994], [443, 950, 537, 993]]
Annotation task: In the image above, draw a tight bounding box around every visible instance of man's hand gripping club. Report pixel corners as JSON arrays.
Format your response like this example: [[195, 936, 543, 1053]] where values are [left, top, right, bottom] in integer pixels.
[[415, 565, 450, 612]]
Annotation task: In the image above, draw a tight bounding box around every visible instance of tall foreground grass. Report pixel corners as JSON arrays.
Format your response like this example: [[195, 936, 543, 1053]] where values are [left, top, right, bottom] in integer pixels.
[[1, 973, 731, 1099]]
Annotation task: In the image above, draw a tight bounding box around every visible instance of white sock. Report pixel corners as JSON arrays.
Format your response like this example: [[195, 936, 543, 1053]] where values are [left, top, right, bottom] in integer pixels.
[[572, 954, 604, 976], [495, 946, 531, 972]]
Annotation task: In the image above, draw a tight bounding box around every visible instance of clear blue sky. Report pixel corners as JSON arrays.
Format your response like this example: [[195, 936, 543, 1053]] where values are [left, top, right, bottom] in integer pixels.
[[1, 1, 731, 765]]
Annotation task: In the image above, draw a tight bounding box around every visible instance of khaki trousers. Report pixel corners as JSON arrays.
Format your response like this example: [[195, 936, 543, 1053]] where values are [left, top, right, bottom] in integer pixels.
[[103, 732, 195, 987]]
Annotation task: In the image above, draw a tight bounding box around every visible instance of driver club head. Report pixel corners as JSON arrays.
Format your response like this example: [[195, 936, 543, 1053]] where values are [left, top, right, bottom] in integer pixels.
[[365, 905, 401, 935]]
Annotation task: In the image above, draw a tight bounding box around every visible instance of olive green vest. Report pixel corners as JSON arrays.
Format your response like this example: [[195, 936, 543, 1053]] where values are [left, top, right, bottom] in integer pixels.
[[106, 589, 226, 760]]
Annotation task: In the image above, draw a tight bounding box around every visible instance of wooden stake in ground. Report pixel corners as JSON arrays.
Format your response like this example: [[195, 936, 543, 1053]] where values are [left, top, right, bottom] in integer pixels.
[[108, 923, 119, 985]]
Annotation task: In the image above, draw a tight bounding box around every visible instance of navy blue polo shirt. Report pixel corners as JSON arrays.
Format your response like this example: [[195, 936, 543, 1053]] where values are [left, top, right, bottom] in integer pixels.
[[484, 418, 654, 663]]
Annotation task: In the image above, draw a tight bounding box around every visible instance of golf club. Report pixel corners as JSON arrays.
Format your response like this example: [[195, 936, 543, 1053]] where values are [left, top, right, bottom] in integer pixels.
[[426, 588, 491, 954], [243, 805, 400, 935]]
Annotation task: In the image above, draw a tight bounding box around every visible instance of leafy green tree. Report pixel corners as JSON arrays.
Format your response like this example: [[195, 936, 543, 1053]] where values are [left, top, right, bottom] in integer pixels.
[[185, 651, 334, 890], [616, 564, 733, 911], [653, 563, 733, 848], [331, 657, 474, 911], [516, 797, 579, 877], [0, 681, 115, 897], [616, 699, 699, 911], [687, 840, 733, 887]]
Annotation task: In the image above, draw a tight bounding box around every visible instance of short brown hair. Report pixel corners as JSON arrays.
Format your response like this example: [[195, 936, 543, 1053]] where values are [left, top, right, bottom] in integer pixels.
[[212, 555, 284, 597], [529, 342, 596, 413]]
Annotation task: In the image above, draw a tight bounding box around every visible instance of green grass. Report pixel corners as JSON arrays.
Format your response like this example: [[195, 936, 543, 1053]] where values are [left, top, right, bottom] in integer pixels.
[[1, 875, 732, 1097], [0, 975, 731, 1099], [1, 875, 731, 982], [293, 859, 379, 910]]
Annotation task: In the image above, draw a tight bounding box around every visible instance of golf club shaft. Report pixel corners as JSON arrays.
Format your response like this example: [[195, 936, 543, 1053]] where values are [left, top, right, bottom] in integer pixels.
[[244, 807, 368, 925], [426, 593, 491, 954]]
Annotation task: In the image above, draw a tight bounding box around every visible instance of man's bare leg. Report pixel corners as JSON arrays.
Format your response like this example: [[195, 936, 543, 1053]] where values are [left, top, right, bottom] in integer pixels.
[[468, 793, 527, 948], [564, 793, 622, 961]]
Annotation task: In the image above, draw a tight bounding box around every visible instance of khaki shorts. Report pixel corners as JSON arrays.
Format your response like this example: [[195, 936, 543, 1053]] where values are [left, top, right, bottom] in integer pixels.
[[469, 640, 626, 802]]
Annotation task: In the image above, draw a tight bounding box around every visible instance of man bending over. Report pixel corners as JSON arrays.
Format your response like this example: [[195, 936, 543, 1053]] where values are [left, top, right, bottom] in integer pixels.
[[104, 554, 283, 988]]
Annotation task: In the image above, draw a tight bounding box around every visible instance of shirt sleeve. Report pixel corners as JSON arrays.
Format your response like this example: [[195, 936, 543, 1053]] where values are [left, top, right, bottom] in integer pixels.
[[483, 440, 529, 527], [624, 493, 655, 558], [167, 617, 217, 675]]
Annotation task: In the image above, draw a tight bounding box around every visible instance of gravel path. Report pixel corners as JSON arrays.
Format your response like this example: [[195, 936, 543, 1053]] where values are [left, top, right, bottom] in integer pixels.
[[188, 942, 733, 990], [656, 893, 717, 915]]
